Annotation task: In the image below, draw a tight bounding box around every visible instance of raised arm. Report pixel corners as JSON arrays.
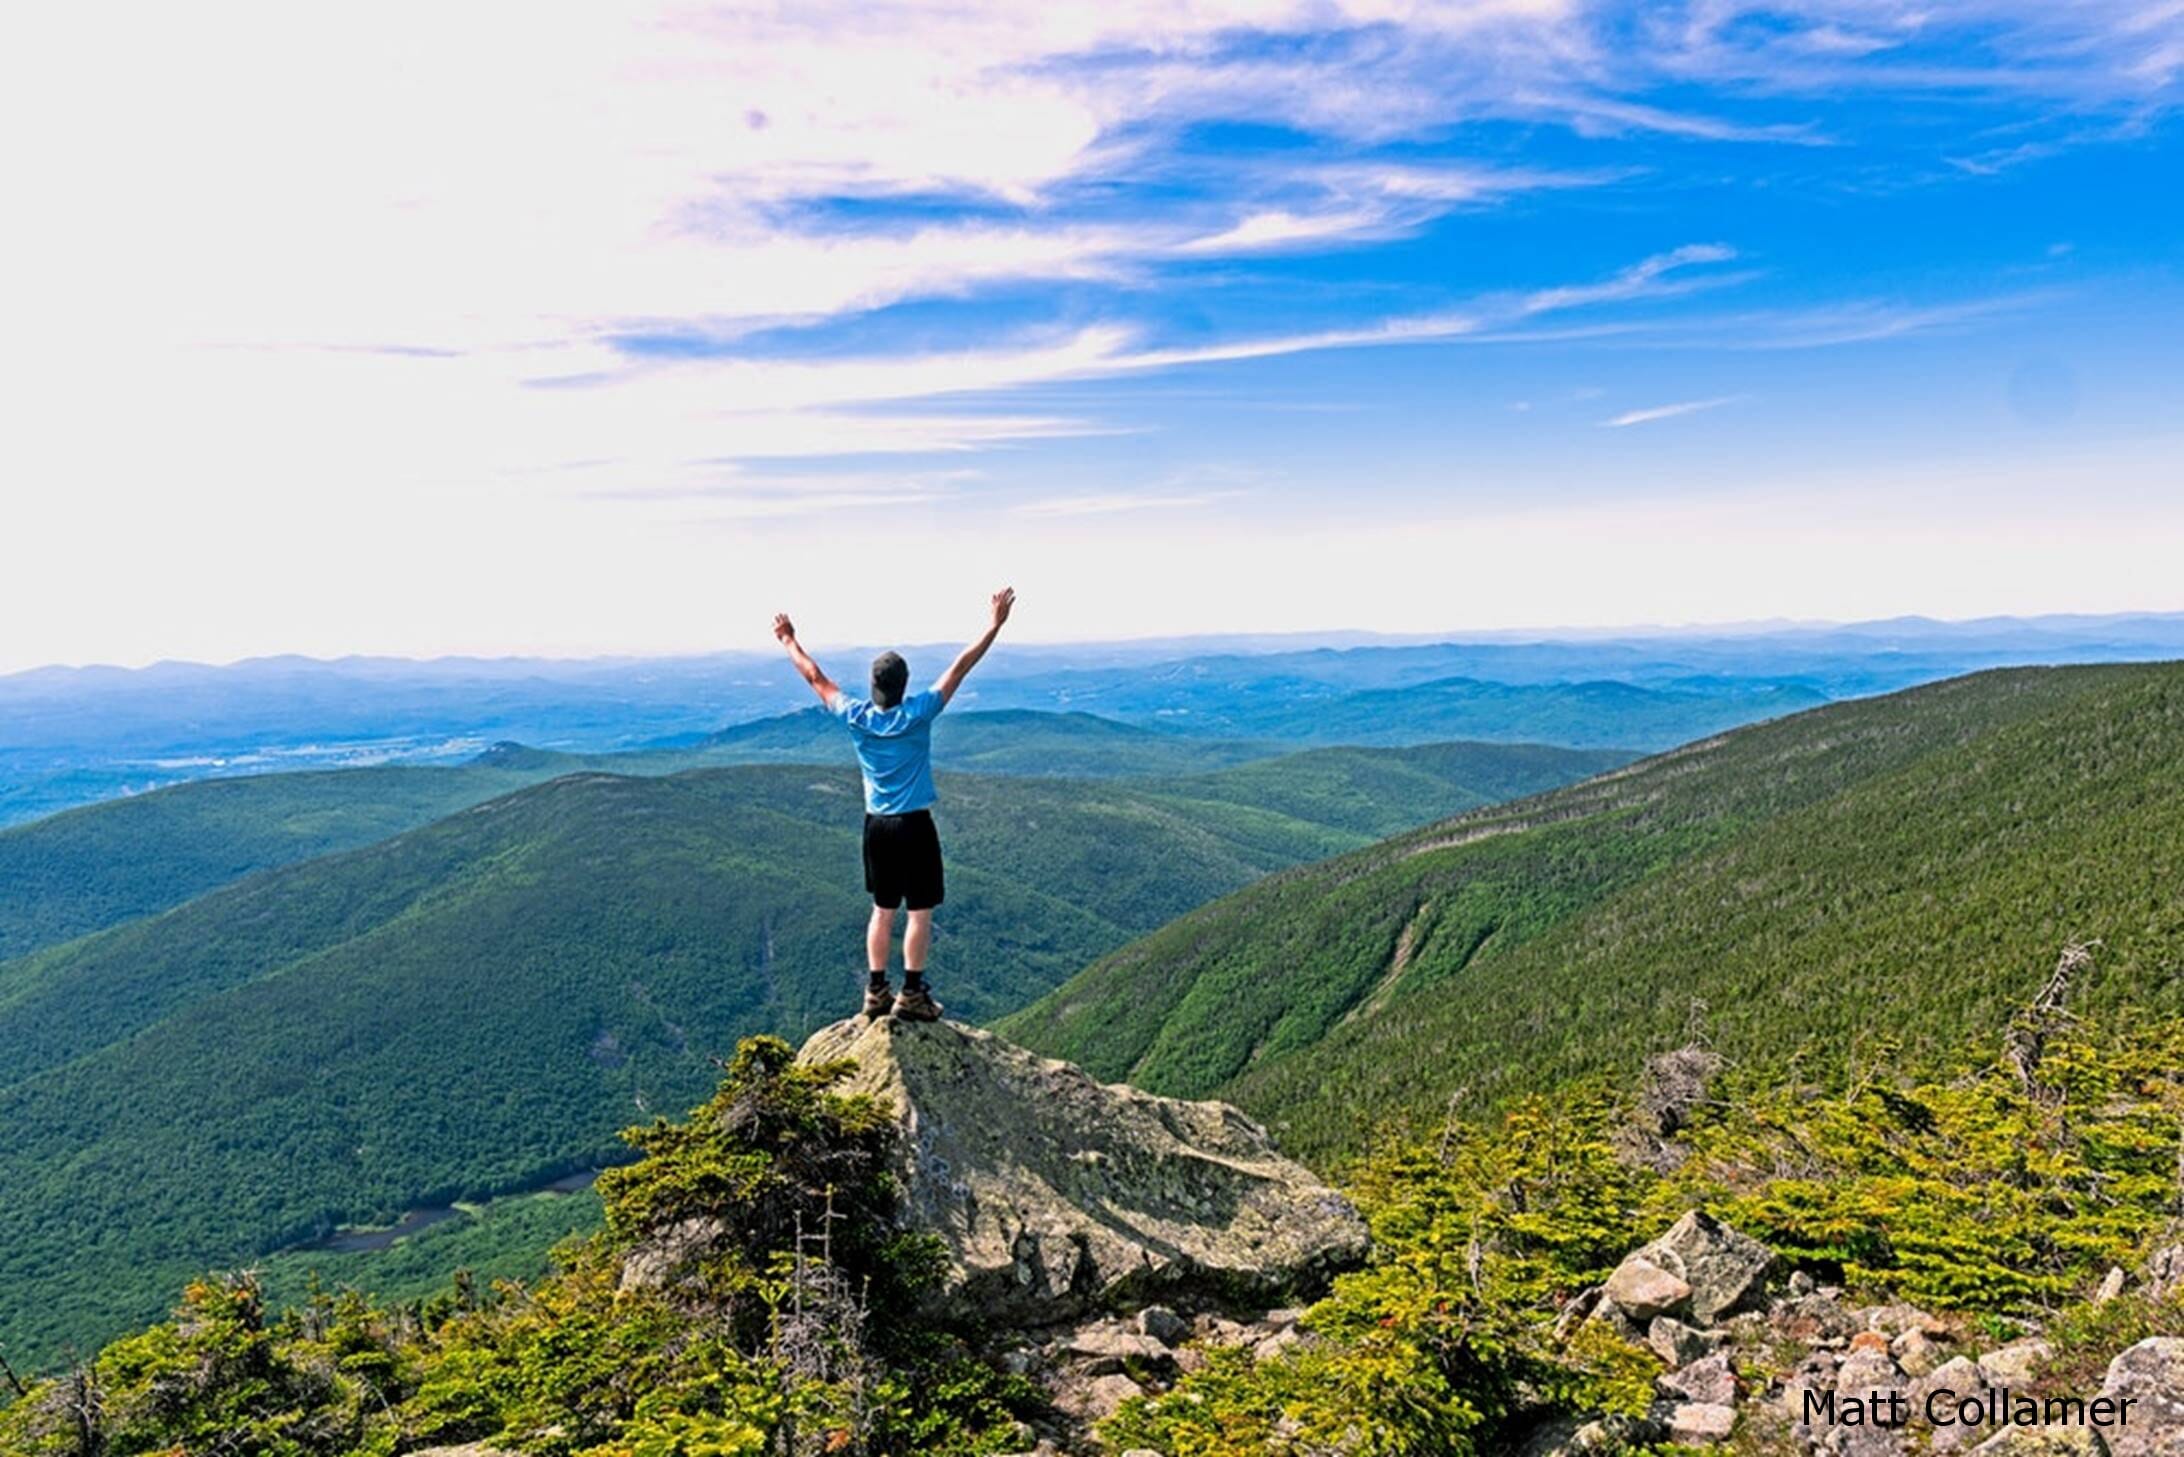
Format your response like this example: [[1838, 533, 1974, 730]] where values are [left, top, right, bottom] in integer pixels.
[[772, 613, 840, 706], [934, 587, 1015, 704]]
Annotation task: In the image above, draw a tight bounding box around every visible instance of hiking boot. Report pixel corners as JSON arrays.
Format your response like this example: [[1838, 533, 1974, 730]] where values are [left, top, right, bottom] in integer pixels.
[[861, 983, 895, 1019], [893, 983, 944, 1022]]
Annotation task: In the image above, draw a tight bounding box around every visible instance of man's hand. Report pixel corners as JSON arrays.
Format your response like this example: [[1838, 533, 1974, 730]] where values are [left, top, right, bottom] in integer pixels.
[[938, 588, 1015, 704], [775, 613, 837, 702]]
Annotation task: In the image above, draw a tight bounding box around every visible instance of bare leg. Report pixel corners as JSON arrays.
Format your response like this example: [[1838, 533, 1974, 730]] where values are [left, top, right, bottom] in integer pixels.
[[866, 904, 896, 973], [903, 909, 933, 973]]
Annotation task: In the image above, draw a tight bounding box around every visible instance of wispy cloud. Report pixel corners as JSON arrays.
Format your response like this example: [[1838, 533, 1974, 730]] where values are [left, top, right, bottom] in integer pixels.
[[12, 0, 2178, 671], [1600, 396, 1744, 428], [1012, 491, 1240, 518]]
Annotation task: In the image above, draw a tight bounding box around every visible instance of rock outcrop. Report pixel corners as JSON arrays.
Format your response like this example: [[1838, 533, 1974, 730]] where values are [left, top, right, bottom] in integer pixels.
[[2098, 1338, 2184, 1457], [795, 1017, 1369, 1324]]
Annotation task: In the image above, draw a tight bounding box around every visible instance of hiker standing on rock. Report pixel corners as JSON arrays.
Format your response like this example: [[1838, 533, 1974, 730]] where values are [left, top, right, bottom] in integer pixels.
[[772, 588, 1016, 1023]]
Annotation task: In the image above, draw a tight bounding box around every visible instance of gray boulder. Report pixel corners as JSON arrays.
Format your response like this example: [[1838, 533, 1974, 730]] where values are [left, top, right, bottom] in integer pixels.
[[1914, 1356, 1993, 1454], [1633, 1210, 1776, 1325], [797, 1017, 1369, 1324], [1661, 1351, 1738, 1406], [1775, 1290, 1862, 1345], [617, 1214, 728, 1293], [1976, 1339, 2052, 1387], [1893, 1329, 1947, 1378], [1137, 1305, 1189, 1346], [1603, 1255, 1692, 1322], [1649, 1315, 1725, 1368], [2098, 1337, 2184, 1457], [1666, 1401, 1736, 1443], [1059, 1322, 1172, 1375]]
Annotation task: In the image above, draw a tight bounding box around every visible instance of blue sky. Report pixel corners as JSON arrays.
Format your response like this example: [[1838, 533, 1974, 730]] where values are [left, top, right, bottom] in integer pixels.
[[6, 1, 2182, 668]]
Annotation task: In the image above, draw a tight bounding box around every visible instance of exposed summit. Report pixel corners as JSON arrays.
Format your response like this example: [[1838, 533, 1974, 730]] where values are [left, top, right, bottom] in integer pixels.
[[795, 1017, 1369, 1323]]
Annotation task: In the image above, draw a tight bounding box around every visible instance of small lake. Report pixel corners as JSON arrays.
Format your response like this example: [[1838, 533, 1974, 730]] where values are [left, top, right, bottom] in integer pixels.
[[295, 1167, 604, 1254]]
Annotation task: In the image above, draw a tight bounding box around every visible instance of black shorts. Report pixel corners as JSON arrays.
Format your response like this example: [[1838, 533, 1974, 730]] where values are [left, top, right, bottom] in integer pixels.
[[863, 809, 945, 911]]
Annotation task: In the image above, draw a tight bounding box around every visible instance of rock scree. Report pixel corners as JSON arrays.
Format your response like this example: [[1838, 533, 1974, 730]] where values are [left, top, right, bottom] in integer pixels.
[[794, 1016, 1369, 1323]]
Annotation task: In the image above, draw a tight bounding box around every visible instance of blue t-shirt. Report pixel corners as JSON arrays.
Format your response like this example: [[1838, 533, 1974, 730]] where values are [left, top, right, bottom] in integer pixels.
[[831, 688, 945, 814]]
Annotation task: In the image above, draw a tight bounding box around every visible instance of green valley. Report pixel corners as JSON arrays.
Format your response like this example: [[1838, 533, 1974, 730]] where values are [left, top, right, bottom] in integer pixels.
[[0, 739, 1615, 1367]]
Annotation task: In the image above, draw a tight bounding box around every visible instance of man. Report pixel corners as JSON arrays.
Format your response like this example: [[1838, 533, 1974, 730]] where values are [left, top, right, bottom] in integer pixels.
[[772, 587, 1016, 1022]]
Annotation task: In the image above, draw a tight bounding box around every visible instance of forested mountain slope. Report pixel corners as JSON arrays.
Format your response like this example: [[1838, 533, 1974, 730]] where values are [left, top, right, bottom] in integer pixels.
[[1000, 662, 2184, 1157], [0, 709, 1263, 962], [0, 762, 557, 960], [681, 705, 1284, 776], [0, 739, 1614, 1366], [0, 727, 1619, 966]]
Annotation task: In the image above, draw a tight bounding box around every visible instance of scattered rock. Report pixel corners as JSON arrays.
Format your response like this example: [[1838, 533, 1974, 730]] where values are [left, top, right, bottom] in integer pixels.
[[1775, 1290, 1861, 1346], [2098, 1337, 2184, 1457], [1830, 1347, 1912, 1457], [1603, 1255, 1693, 1322], [1667, 1401, 1737, 1443], [1859, 1303, 1946, 1339], [1647, 1314, 1720, 1366], [1252, 1325, 1304, 1361], [2146, 1246, 2184, 1302], [796, 1018, 1369, 1323], [2094, 1265, 2127, 1305], [1892, 1327, 1947, 1378], [1790, 1270, 1818, 1297], [1783, 1349, 1844, 1446], [1059, 1323, 1171, 1375], [1197, 1315, 1255, 1348], [1914, 1356, 1993, 1454], [1137, 1305, 1189, 1346], [1975, 1339, 2052, 1387], [1662, 1351, 1738, 1407], [1055, 1371, 1145, 1422], [1966, 1430, 2106, 1455], [1635, 1211, 1776, 1324]]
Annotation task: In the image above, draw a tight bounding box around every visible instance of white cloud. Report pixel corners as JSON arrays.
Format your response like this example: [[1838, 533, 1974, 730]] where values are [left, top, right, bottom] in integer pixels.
[[1012, 492, 1239, 517], [1600, 395, 1743, 427], [3, 0, 2176, 667]]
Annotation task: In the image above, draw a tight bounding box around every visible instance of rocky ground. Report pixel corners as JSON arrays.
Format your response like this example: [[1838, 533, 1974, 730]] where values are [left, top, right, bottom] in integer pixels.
[[989, 1299, 1313, 1454], [1524, 1214, 2184, 1456], [432, 1014, 2184, 1456], [785, 1020, 2184, 1456], [978, 1207, 2184, 1455]]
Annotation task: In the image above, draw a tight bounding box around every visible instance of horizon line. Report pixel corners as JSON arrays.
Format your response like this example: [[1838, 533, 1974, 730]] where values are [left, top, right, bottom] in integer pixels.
[[10, 607, 2184, 681]]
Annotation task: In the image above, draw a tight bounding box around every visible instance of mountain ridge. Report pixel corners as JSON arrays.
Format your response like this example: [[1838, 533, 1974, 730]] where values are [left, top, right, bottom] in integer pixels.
[[1000, 661, 2184, 1157]]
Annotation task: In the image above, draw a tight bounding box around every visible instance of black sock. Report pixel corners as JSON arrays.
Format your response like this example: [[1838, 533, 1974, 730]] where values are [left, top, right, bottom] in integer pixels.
[[867, 970, 889, 992], [903, 969, 926, 991]]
